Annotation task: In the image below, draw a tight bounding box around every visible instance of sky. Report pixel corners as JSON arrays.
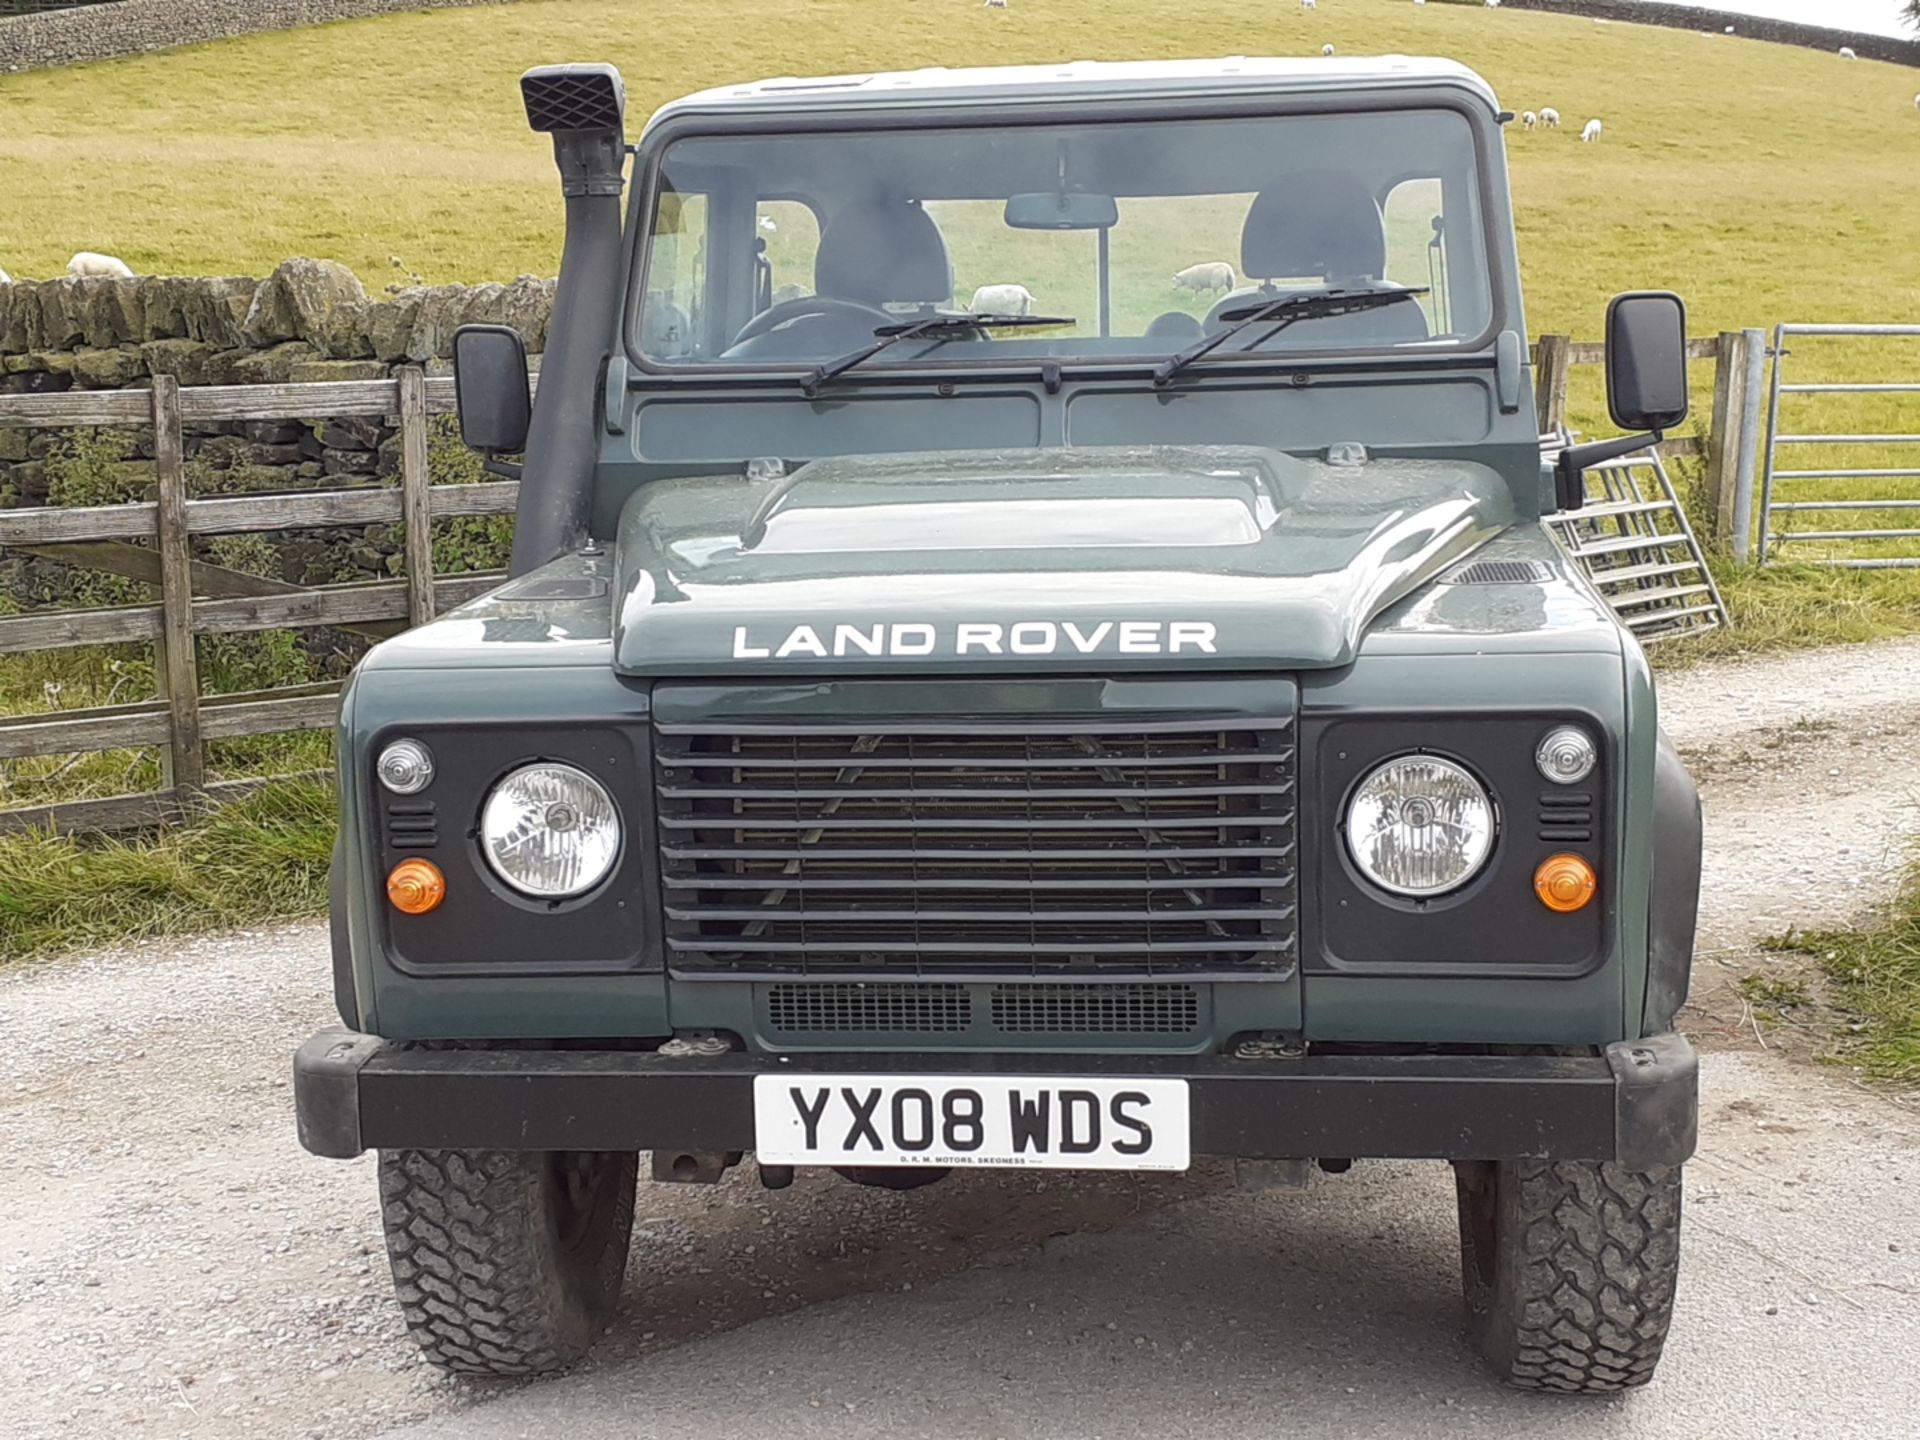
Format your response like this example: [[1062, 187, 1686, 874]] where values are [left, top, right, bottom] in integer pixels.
[[1656, 0, 1914, 39]]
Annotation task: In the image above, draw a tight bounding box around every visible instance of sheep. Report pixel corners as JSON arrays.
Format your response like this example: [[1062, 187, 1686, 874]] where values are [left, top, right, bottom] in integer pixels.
[[1301, 0, 1316, 9], [1322, 43, 1335, 55], [983, 0, 1007, 8], [1172, 261, 1236, 296], [0, 267, 11, 285], [1485, 0, 1501, 8], [68, 251, 133, 279], [1539, 106, 1560, 128], [1838, 45, 1856, 59], [771, 282, 811, 305], [1914, 93, 1920, 108], [968, 282, 1037, 315], [758, 216, 778, 233], [1522, 110, 1537, 129], [1581, 117, 1603, 142]]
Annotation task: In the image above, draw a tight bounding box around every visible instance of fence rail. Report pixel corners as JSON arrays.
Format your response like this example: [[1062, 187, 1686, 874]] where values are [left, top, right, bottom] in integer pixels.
[[0, 368, 520, 834]]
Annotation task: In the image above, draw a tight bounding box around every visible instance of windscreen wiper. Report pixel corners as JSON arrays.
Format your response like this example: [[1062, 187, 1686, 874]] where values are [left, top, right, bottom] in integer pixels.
[[801, 312, 1076, 397], [1151, 286, 1430, 387]]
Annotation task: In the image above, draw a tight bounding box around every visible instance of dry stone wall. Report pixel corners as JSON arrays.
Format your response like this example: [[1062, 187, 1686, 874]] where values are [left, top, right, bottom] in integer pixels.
[[0, 0, 515, 73], [0, 260, 549, 615]]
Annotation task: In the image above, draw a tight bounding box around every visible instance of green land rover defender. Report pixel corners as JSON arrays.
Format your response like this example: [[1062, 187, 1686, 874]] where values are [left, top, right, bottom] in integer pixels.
[[294, 57, 1704, 1392]]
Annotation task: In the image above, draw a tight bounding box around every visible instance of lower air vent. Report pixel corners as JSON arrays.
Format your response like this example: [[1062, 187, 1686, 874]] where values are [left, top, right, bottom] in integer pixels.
[[767, 982, 970, 1034], [990, 983, 1201, 1034], [1440, 558, 1553, 586]]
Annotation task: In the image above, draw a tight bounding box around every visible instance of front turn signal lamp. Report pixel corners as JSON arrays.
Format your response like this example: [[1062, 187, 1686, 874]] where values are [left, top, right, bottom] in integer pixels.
[[387, 858, 446, 915], [1534, 853, 1597, 913]]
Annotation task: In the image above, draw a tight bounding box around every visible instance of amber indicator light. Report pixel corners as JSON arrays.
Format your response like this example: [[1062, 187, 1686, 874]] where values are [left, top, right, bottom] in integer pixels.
[[1534, 853, 1597, 913], [387, 858, 446, 915]]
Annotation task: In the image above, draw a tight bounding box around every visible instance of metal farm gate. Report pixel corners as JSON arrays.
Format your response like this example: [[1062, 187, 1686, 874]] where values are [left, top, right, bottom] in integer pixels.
[[1758, 324, 1920, 569]]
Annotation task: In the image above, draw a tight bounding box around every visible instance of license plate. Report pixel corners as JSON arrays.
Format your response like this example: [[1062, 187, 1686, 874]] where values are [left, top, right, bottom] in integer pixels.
[[752, 1074, 1190, 1171]]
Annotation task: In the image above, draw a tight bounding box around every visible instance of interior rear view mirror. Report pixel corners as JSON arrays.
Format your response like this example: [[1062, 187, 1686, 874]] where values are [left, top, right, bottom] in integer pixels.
[[452, 324, 532, 455], [1605, 291, 1690, 433], [1004, 191, 1119, 230]]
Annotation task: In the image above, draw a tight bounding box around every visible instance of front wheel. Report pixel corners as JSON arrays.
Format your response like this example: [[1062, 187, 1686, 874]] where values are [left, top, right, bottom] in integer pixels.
[[1454, 1158, 1683, 1393], [378, 1148, 638, 1376]]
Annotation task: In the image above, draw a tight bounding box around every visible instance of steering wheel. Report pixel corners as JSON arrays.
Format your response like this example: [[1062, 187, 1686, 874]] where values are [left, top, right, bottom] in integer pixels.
[[730, 294, 896, 348]]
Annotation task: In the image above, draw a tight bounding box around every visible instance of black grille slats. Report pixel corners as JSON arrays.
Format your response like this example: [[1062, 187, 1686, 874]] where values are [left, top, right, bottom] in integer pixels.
[[654, 714, 1297, 978]]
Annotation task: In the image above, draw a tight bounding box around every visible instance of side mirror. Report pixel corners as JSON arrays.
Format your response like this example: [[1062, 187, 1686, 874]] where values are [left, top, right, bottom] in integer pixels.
[[1553, 290, 1690, 511], [1605, 290, 1689, 432], [452, 324, 531, 456]]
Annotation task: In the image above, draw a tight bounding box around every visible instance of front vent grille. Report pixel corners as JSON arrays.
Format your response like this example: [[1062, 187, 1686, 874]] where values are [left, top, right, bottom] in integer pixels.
[[655, 713, 1298, 979], [385, 800, 437, 850], [1538, 791, 1594, 842], [1439, 558, 1553, 586], [768, 982, 970, 1034], [990, 982, 1200, 1034]]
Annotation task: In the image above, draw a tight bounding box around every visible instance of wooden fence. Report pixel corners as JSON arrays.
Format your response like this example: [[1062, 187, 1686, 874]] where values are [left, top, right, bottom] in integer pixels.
[[0, 368, 520, 834], [0, 332, 1762, 836]]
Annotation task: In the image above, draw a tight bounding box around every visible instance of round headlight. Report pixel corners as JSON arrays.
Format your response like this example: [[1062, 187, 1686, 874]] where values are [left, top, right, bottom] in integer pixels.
[[480, 763, 620, 898], [1345, 755, 1496, 897], [1536, 725, 1598, 785], [377, 738, 434, 795]]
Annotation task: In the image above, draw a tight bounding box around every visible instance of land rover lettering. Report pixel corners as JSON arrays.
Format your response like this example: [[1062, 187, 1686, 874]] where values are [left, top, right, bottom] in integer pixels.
[[730, 619, 1219, 659]]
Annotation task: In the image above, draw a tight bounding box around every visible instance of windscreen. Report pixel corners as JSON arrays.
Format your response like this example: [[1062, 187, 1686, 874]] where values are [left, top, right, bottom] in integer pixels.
[[635, 108, 1494, 371]]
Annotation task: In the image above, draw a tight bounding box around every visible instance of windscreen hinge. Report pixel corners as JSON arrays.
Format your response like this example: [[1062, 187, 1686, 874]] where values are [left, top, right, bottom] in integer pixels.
[[1495, 328, 1525, 415]]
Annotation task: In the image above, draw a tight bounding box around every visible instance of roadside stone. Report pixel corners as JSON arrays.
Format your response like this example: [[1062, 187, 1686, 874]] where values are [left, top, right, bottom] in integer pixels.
[[141, 338, 214, 386], [0, 426, 31, 462], [232, 341, 318, 385], [36, 279, 84, 349], [404, 285, 467, 361], [71, 278, 127, 347], [289, 358, 389, 384], [139, 276, 193, 340], [70, 346, 149, 388], [242, 420, 303, 445], [319, 416, 383, 451], [367, 293, 421, 363], [21, 349, 76, 377], [322, 446, 379, 478], [243, 258, 368, 349]]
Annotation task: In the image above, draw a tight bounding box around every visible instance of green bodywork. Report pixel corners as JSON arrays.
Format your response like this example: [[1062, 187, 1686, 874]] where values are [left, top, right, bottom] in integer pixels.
[[333, 59, 1681, 1058]]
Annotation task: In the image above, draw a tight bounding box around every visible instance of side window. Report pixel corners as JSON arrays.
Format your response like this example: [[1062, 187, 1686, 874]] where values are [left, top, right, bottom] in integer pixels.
[[642, 189, 708, 358], [757, 199, 822, 306], [1382, 177, 1446, 333]]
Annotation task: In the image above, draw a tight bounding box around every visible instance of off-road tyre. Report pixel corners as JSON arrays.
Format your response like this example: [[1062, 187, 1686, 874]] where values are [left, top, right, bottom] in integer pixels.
[[1454, 1158, 1682, 1394], [378, 1148, 639, 1376]]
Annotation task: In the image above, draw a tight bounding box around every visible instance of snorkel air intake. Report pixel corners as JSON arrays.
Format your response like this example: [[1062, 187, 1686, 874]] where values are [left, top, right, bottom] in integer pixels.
[[509, 63, 628, 575]]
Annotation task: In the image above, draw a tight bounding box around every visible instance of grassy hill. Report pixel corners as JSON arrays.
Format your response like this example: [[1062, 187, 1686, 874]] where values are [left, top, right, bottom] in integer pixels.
[[1, 0, 1917, 340]]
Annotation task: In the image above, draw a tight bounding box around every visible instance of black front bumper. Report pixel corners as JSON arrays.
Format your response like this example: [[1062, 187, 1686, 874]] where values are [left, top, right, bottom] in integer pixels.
[[294, 1030, 1698, 1170]]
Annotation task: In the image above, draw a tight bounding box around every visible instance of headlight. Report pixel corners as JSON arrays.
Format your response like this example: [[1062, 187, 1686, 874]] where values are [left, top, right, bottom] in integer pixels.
[[1535, 725, 1598, 785], [1345, 755, 1496, 897], [480, 762, 621, 898]]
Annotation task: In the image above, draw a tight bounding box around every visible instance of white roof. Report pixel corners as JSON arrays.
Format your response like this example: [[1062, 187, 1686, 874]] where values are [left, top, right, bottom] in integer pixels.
[[651, 55, 1498, 127]]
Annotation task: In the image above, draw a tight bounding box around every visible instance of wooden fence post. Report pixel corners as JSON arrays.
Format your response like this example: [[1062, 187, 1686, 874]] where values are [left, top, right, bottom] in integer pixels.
[[151, 373, 204, 796], [1533, 334, 1571, 435], [398, 366, 436, 627], [1706, 330, 1752, 548]]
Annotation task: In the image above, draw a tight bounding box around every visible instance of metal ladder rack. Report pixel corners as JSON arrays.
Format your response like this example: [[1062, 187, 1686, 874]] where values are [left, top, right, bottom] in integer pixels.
[[1541, 433, 1730, 644]]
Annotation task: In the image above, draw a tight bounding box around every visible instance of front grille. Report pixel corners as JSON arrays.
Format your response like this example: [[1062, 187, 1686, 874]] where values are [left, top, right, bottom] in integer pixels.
[[655, 712, 1297, 979], [768, 982, 971, 1034]]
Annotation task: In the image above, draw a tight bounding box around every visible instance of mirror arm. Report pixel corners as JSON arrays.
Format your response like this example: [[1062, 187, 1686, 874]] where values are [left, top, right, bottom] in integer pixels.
[[481, 453, 525, 481], [1553, 429, 1662, 510]]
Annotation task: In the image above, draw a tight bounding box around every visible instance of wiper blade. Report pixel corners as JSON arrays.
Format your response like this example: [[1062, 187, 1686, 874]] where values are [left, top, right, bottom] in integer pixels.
[[801, 313, 1076, 396], [1151, 286, 1429, 387]]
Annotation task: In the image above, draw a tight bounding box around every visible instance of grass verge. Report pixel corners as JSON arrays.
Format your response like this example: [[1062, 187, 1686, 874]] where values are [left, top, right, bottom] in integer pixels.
[[1651, 558, 1920, 668], [1769, 869, 1920, 1083], [0, 777, 334, 961]]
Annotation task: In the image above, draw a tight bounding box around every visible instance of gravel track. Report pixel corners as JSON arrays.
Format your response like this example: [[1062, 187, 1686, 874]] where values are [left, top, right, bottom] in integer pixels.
[[2, 638, 1918, 1440]]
